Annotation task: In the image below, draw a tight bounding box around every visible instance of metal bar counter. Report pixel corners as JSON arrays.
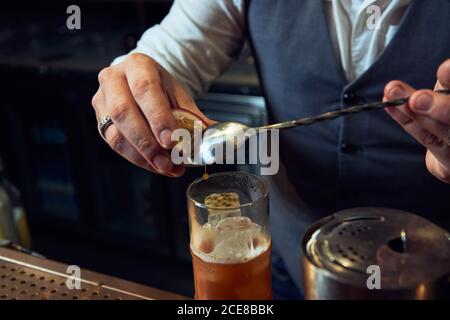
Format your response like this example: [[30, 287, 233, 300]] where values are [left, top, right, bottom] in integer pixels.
[[0, 247, 186, 300]]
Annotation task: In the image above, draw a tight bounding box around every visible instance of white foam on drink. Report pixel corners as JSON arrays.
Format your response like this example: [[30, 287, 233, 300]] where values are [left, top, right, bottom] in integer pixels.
[[191, 216, 270, 264]]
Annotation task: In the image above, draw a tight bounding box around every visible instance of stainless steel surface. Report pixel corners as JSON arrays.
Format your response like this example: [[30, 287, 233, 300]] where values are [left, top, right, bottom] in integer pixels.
[[192, 90, 450, 166], [0, 247, 186, 300], [197, 122, 250, 166], [302, 208, 450, 300], [178, 93, 267, 168]]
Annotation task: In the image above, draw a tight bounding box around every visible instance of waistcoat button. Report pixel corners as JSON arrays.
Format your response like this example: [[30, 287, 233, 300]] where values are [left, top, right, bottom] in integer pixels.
[[343, 92, 359, 105], [340, 143, 360, 154]]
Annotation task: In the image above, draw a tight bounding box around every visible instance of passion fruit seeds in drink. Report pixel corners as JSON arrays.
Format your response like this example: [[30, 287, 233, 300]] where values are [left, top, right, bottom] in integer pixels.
[[205, 192, 242, 227], [191, 192, 269, 264]]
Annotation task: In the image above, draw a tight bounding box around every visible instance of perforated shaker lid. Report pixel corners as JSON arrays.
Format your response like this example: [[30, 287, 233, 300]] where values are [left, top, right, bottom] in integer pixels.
[[303, 208, 450, 289]]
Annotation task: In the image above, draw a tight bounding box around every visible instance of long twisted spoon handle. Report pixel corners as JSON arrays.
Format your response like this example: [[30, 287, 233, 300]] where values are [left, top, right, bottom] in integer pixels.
[[258, 89, 450, 131]]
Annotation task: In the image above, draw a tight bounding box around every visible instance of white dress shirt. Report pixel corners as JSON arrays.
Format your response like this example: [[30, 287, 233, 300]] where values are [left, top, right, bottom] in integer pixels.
[[326, 0, 411, 80], [113, 0, 411, 96]]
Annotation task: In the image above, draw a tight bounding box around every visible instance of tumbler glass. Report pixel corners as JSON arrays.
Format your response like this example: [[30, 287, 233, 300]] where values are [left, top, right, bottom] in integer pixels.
[[187, 172, 271, 300]]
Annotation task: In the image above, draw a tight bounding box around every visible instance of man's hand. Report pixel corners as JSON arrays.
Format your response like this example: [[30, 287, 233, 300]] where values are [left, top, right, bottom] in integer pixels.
[[384, 59, 450, 184], [92, 53, 213, 177]]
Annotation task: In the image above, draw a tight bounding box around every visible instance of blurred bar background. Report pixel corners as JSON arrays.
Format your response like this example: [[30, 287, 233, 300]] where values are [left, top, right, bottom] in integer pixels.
[[0, 0, 266, 296]]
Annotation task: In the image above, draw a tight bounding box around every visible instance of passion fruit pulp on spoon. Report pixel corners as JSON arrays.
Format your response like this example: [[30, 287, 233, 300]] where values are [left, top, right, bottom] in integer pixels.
[[172, 108, 208, 134], [171, 108, 208, 166]]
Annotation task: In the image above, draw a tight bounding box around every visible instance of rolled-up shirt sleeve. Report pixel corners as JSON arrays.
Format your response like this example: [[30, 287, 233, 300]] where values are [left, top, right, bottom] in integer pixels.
[[112, 0, 245, 97]]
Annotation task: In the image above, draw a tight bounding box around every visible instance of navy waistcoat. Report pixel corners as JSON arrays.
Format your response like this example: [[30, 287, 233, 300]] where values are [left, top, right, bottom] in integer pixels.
[[247, 0, 450, 225], [246, 0, 450, 290]]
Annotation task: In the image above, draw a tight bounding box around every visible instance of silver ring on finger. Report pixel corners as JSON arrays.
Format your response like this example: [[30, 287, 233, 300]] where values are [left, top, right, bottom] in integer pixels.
[[98, 115, 113, 140]]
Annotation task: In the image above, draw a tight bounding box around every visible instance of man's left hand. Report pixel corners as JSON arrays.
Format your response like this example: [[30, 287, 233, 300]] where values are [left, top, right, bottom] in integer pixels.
[[384, 59, 450, 184]]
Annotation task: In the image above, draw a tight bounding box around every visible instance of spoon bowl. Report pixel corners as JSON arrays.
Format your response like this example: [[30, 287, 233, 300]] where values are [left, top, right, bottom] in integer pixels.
[[179, 89, 450, 167]]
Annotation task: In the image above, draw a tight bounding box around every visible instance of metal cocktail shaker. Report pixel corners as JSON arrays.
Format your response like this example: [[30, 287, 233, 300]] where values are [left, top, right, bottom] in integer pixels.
[[302, 208, 450, 299]]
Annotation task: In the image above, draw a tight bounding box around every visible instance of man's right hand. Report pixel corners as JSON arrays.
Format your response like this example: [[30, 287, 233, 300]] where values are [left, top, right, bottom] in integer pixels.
[[91, 53, 213, 177]]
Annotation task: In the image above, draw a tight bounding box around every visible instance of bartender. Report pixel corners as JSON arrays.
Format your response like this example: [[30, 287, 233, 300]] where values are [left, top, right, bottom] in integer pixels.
[[91, 0, 450, 298]]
